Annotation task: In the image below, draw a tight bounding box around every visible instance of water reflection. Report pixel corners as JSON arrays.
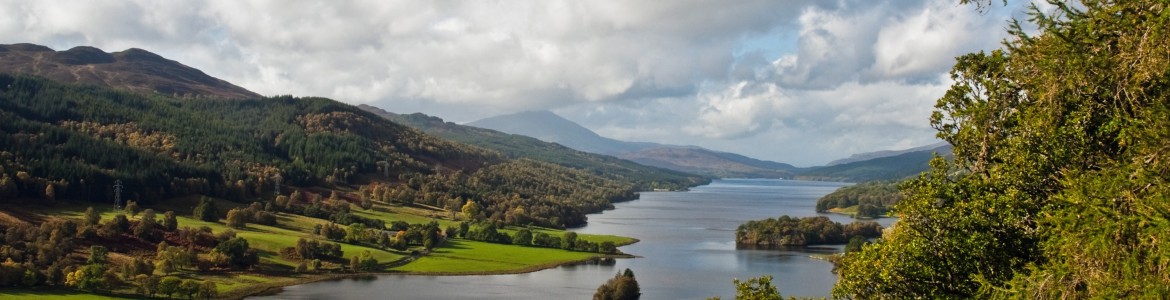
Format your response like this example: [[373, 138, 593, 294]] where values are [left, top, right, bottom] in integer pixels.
[[254, 179, 893, 299]]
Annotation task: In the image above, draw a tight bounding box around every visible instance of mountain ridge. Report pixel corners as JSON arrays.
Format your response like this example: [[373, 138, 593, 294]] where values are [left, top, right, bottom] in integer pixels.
[[467, 110, 803, 178], [0, 43, 260, 99], [357, 105, 710, 191]]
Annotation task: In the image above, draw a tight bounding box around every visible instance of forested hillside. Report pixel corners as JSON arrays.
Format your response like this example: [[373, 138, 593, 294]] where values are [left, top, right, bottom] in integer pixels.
[[835, 1, 1170, 298], [359, 106, 709, 191], [795, 146, 948, 182], [814, 181, 901, 218], [0, 74, 648, 228]]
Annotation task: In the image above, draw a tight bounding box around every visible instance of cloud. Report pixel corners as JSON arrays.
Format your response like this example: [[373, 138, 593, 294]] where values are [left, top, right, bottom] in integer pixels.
[[0, 0, 1032, 164]]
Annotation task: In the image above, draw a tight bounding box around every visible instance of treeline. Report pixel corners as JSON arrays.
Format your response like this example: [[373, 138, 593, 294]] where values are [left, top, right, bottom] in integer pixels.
[[735, 216, 881, 247], [374, 109, 710, 192], [457, 222, 619, 254], [0, 74, 495, 204], [0, 206, 256, 297], [814, 181, 902, 218], [356, 159, 641, 228], [0, 74, 656, 228]]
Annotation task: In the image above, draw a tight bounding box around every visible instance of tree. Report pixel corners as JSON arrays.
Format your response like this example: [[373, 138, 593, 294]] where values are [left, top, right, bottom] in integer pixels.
[[732, 275, 781, 300], [844, 236, 867, 253], [180, 279, 201, 299], [193, 197, 219, 222], [124, 201, 140, 216], [134, 209, 158, 240], [214, 237, 258, 269], [155, 245, 192, 274], [600, 241, 618, 254], [157, 276, 182, 298], [295, 261, 308, 273], [349, 255, 360, 273], [513, 228, 533, 246], [835, 1, 1170, 299], [162, 211, 178, 231], [561, 232, 577, 250], [88, 245, 109, 265], [311, 259, 322, 272], [83, 206, 101, 226], [594, 268, 640, 300], [141, 208, 157, 224], [225, 208, 246, 228], [65, 264, 107, 292], [133, 274, 159, 296], [460, 200, 480, 220], [44, 183, 55, 201], [198, 280, 217, 299]]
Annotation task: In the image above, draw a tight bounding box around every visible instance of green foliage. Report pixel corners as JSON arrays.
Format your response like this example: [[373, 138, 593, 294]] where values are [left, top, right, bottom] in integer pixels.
[[162, 211, 178, 231], [814, 181, 901, 218], [733, 275, 781, 300], [593, 268, 640, 300], [87, 246, 108, 265], [83, 207, 100, 226], [835, 1, 1170, 298], [123, 201, 139, 216], [513, 228, 533, 246], [374, 110, 709, 192], [736, 216, 881, 247], [213, 237, 258, 269], [796, 149, 944, 182], [225, 208, 246, 228], [193, 197, 218, 222]]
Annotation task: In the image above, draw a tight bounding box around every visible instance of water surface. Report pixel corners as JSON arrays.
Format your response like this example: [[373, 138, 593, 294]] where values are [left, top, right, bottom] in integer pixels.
[[255, 179, 894, 299]]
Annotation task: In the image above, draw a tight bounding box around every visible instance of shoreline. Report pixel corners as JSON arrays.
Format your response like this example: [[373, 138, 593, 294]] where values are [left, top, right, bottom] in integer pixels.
[[235, 250, 638, 299]]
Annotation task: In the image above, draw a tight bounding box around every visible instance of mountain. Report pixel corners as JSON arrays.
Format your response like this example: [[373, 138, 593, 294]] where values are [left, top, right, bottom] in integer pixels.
[[616, 147, 801, 179], [796, 144, 952, 182], [357, 105, 709, 190], [0, 43, 260, 99], [0, 45, 672, 228], [826, 141, 950, 166], [467, 110, 659, 154], [467, 110, 800, 178]]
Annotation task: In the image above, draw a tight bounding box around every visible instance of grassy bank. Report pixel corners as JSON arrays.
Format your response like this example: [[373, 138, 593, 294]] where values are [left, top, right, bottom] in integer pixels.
[[3, 198, 637, 299]]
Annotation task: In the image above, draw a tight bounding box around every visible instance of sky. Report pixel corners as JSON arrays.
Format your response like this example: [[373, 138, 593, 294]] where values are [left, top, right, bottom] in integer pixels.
[[0, 0, 1040, 166]]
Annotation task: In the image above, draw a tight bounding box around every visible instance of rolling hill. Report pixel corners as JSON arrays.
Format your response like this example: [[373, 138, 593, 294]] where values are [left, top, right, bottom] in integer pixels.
[[0, 43, 260, 99], [795, 144, 952, 182], [358, 105, 710, 191], [467, 110, 802, 178], [0, 44, 680, 228]]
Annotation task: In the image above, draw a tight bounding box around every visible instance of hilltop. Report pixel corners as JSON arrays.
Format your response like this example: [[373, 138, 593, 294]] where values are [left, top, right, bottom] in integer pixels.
[[0, 43, 260, 99], [358, 105, 709, 191], [467, 110, 804, 179]]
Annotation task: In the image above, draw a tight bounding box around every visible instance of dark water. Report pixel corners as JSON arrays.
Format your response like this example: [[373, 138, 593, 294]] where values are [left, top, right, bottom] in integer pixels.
[[253, 179, 895, 299]]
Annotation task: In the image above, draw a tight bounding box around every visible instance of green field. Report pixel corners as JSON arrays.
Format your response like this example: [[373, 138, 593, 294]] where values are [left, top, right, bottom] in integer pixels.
[[394, 239, 598, 274], [0, 288, 133, 300], [7, 197, 637, 298]]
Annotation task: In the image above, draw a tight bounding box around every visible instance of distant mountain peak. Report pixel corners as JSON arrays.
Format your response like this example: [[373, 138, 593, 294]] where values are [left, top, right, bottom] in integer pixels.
[[0, 43, 260, 99], [466, 109, 802, 178], [826, 141, 951, 166], [467, 110, 626, 153]]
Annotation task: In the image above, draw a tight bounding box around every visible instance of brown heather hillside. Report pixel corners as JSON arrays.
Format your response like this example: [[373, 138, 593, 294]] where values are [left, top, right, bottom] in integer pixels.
[[0, 43, 260, 99]]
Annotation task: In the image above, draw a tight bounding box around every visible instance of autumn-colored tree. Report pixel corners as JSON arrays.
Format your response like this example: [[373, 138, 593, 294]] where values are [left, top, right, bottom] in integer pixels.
[[460, 199, 480, 220], [225, 208, 246, 229], [44, 183, 55, 201], [124, 201, 140, 216], [83, 206, 101, 226], [594, 268, 641, 300]]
